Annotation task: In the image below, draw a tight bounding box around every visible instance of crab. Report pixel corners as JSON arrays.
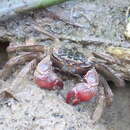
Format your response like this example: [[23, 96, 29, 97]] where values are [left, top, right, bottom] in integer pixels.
[[0, 27, 127, 122]]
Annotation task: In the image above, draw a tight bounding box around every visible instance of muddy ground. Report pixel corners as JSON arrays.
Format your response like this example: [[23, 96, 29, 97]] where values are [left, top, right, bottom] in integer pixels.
[[0, 0, 130, 130]]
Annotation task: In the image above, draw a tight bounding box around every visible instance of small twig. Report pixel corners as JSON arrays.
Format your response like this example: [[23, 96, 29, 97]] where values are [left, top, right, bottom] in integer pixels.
[[33, 24, 61, 51], [0, 90, 18, 102], [33, 24, 59, 42], [43, 9, 85, 28]]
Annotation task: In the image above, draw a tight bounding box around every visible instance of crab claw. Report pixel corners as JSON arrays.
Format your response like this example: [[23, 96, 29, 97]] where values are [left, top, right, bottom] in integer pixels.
[[83, 68, 99, 86], [34, 56, 63, 90], [35, 70, 63, 90], [66, 83, 97, 105]]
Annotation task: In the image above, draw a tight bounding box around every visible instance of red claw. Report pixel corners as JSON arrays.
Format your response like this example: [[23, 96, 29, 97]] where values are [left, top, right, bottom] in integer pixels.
[[66, 83, 97, 105], [35, 70, 63, 89], [34, 56, 63, 90], [66, 68, 99, 105]]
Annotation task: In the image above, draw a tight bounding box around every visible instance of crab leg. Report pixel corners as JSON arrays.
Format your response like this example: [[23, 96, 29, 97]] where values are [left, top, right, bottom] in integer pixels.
[[92, 52, 121, 65], [7, 45, 45, 53], [95, 63, 125, 88], [10, 59, 37, 93], [100, 75, 113, 105], [0, 52, 41, 80], [91, 78, 106, 123], [0, 59, 37, 102]]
